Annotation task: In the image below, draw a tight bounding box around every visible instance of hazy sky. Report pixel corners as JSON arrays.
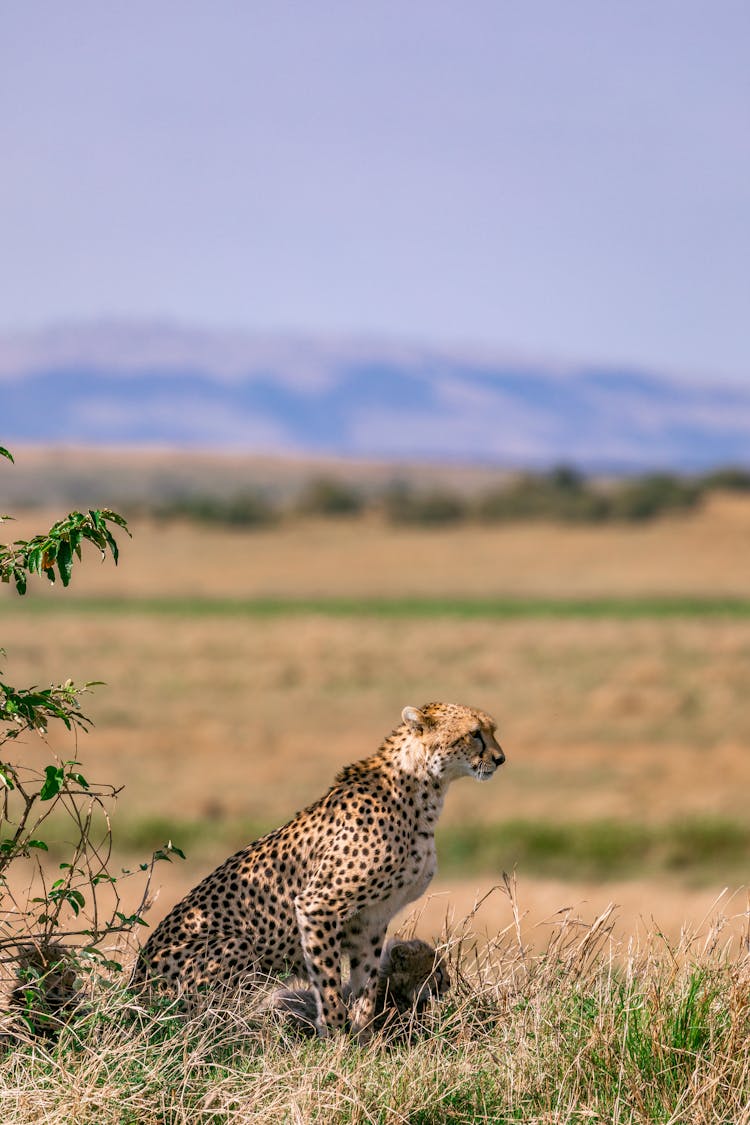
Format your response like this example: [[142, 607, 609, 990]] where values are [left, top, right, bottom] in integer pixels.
[[3, 2, 749, 381]]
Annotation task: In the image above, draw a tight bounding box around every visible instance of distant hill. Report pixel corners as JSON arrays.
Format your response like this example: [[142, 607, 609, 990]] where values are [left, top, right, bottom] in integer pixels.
[[1, 322, 748, 470]]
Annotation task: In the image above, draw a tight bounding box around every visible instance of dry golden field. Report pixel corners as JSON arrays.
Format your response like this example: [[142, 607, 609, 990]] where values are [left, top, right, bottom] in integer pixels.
[[7, 487, 750, 599], [2, 493, 750, 949]]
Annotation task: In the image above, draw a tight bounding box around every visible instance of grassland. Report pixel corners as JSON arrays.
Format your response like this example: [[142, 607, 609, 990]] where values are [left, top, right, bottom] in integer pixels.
[[8, 593, 750, 617], [2, 483, 750, 1121], [3, 497, 750, 936], [7, 488, 750, 599], [2, 890, 749, 1124]]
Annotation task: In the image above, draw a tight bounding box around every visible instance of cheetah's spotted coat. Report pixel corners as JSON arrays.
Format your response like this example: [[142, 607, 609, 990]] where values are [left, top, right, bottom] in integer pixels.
[[132, 701, 504, 1039]]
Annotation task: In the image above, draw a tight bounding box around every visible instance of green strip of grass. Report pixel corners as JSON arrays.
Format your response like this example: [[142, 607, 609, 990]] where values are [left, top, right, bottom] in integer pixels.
[[5, 594, 750, 618], [437, 817, 750, 882], [82, 814, 750, 884]]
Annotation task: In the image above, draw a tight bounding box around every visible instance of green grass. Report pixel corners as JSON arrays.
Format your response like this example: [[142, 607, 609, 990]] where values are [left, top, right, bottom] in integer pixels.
[[6, 594, 750, 618], [61, 814, 750, 884], [437, 816, 750, 883]]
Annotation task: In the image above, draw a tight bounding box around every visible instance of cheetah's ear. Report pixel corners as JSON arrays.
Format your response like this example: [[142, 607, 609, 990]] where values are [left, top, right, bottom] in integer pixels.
[[387, 944, 407, 968], [402, 706, 426, 730]]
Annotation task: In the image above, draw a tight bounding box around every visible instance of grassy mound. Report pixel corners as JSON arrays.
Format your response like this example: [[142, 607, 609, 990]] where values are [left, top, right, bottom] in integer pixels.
[[2, 888, 748, 1123]]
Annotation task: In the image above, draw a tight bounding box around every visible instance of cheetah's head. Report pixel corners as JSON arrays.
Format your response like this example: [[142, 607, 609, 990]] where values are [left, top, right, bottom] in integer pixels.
[[401, 701, 505, 783], [380, 939, 451, 1011]]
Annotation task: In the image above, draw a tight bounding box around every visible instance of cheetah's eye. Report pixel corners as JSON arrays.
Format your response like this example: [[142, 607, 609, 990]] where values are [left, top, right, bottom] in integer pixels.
[[455, 729, 482, 748]]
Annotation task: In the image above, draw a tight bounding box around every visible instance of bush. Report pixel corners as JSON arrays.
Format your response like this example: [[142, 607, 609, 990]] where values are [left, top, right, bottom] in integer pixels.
[[608, 473, 702, 521], [476, 466, 610, 523], [382, 483, 468, 525], [0, 446, 183, 1005], [701, 466, 750, 491], [476, 468, 707, 525], [295, 476, 365, 517], [158, 491, 276, 527]]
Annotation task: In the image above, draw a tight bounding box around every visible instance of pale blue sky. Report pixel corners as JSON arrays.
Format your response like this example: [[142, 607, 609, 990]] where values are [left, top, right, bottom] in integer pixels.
[[2, 2, 749, 381]]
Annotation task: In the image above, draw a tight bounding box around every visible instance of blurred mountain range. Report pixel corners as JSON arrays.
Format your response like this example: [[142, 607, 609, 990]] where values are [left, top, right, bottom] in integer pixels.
[[1, 322, 748, 470]]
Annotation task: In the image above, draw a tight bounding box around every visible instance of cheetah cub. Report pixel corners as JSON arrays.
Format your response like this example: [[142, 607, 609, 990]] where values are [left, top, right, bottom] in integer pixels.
[[133, 702, 504, 1041], [267, 938, 450, 1038], [1, 942, 79, 1040]]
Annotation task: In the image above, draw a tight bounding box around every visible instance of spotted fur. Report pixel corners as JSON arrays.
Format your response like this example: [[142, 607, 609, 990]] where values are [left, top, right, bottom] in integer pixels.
[[132, 701, 503, 1040]]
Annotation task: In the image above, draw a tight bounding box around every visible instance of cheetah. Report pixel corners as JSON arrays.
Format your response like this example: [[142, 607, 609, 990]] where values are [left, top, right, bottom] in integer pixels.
[[266, 938, 451, 1038], [132, 701, 504, 1040], [1, 942, 79, 1040]]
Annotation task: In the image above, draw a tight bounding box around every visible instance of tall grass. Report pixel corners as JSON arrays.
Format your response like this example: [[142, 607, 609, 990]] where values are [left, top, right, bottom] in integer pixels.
[[2, 881, 748, 1124]]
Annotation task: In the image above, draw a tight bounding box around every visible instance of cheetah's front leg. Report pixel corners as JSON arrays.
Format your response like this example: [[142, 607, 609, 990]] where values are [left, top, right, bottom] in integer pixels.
[[343, 913, 388, 1043], [293, 892, 347, 1037]]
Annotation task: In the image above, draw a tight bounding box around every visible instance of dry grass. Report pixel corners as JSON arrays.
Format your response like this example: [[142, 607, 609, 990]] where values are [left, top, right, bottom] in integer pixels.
[[6, 489, 750, 600], [2, 612, 749, 828], [3, 502, 750, 1002], [1, 886, 748, 1124], [3, 581, 749, 945]]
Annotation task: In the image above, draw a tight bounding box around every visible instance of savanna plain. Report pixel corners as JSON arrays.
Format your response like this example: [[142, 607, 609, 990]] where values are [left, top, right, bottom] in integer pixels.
[[1, 463, 749, 1123]]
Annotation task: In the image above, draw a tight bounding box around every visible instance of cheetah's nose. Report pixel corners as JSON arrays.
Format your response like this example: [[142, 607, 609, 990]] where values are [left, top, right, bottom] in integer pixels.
[[492, 748, 506, 767]]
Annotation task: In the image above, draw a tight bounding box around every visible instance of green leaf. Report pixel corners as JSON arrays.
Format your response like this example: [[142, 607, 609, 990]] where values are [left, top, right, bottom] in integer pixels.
[[0, 447, 14, 463], [57, 539, 73, 586], [68, 889, 85, 910], [153, 841, 187, 863], [103, 527, 119, 565], [103, 509, 130, 532], [115, 910, 149, 927], [40, 765, 64, 800], [27, 839, 49, 851], [25, 546, 42, 574]]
